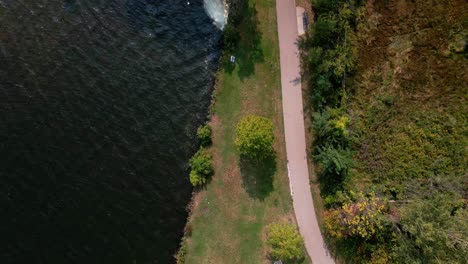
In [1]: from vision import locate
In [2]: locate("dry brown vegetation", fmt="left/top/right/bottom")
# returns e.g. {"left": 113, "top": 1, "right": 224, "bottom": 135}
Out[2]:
{"left": 303, "top": 0, "right": 467, "bottom": 262}
{"left": 349, "top": 0, "right": 467, "bottom": 197}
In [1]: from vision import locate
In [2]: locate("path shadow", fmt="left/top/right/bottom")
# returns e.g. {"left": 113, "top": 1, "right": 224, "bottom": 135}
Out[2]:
{"left": 239, "top": 155, "right": 276, "bottom": 200}
{"left": 222, "top": 0, "right": 264, "bottom": 79}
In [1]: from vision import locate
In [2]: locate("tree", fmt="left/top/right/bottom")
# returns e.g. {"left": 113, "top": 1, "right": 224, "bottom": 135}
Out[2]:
{"left": 189, "top": 149, "right": 213, "bottom": 187}
{"left": 235, "top": 115, "right": 274, "bottom": 160}
{"left": 197, "top": 124, "right": 212, "bottom": 147}
{"left": 394, "top": 193, "right": 468, "bottom": 263}
{"left": 266, "top": 223, "right": 305, "bottom": 263}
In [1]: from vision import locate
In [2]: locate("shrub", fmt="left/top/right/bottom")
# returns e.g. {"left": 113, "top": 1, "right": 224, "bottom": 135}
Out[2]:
{"left": 314, "top": 145, "right": 353, "bottom": 194}
{"left": 223, "top": 23, "right": 240, "bottom": 52}
{"left": 189, "top": 170, "right": 207, "bottom": 187}
{"left": 312, "top": 108, "right": 351, "bottom": 148}
{"left": 309, "top": 47, "right": 324, "bottom": 68}
{"left": 312, "top": 15, "right": 339, "bottom": 48}
{"left": 235, "top": 115, "right": 274, "bottom": 160}
{"left": 326, "top": 44, "right": 357, "bottom": 80}
{"left": 197, "top": 124, "right": 212, "bottom": 147}
{"left": 331, "top": 115, "right": 350, "bottom": 138}
{"left": 324, "top": 192, "right": 386, "bottom": 240}
{"left": 312, "top": 0, "right": 341, "bottom": 15}
{"left": 315, "top": 145, "right": 353, "bottom": 176}
{"left": 189, "top": 149, "right": 213, "bottom": 187}
{"left": 175, "top": 239, "right": 188, "bottom": 264}
{"left": 266, "top": 223, "right": 305, "bottom": 262}
{"left": 223, "top": 0, "right": 247, "bottom": 52}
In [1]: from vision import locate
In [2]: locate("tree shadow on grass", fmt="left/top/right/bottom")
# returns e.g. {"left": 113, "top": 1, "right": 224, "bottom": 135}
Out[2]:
{"left": 239, "top": 155, "right": 276, "bottom": 200}
{"left": 222, "top": 1, "right": 264, "bottom": 79}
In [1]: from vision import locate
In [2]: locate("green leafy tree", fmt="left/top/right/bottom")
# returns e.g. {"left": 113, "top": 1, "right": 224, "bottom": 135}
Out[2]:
{"left": 394, "top": 194, "right": 468, "bottom": 263}
{"left": 197, "top": 124, "right": 212, "bottom": 147}
{"left": 189, "top": 149, "right": 213, "bottom": 187}
{"left": 266, "top": 223, "right": 305, "bottom": 263}
{"left": 235, "top": 115, "right": 274, "bottom": 160}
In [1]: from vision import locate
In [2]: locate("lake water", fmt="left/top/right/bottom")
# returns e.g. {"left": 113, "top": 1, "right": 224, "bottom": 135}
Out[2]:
{"left": 0, "top": 0, "right": 223, "bottom": 263}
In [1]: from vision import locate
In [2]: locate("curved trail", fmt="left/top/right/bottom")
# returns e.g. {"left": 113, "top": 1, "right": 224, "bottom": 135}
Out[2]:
{"left": 275, "top": 1, "right": 334, "bottom": 263}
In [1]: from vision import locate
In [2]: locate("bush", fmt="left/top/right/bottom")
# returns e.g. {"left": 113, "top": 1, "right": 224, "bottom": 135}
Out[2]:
{"left": 189, "top": 149, "right": 213, "bottom": 187}
{"left": 266, "top": 223, "right": 305, "bottom": 263}
{"left": 314, "top": 144, "right": 353, "bottom": 194}
{"left": 235, "top": 115, "right": 274, "bottom": 160}
{"left": 189, "top": 170, "right": 207, "bottom": 187}
{"left": 223, "top": 0, "right": 247, "bottom": 52}
{"left": 312, "top": 0, "right": 341, "bottom": 15}
{"left": 309, "top": 47, "right": 324, "bottom": 68}
{"left": 327, "top": 44, "right": 357, "bottom": 80}
{"left": 324, "top": 192, "right": 386, "bottom": 240}
{"left": 315, "top": 145, "right": 353, "bottom": 175}
{"left": 223, "top": 23, "right": 240, "bottom": 52}
{"left": 312, "top": 15, "right": 339, "bottom": 48}
{"left": 312, "top": 108, "right": 351, "bottom": 149}
{"left": 306, "top": 1, "right": 358, "bottom": 111}
{"left": 175, "top": 239, "right": 188, "bottom": 264}
{"left": 197, "top": 124, "right": 212, "bottom": 147}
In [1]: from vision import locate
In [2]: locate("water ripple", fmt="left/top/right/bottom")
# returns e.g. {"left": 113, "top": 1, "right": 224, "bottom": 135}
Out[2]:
{"left": 0, "top": 0, "right": 221, "bottom": 263}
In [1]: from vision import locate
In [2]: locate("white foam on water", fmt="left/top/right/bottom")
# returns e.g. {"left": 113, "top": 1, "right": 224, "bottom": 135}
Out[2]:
{"left": 203, "top": 0, "right": 227, "bottom": 30}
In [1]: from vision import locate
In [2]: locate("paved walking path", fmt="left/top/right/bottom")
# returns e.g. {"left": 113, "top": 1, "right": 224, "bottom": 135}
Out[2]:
{"left": 275, "top": 1, "right": 334, "bottom": 263}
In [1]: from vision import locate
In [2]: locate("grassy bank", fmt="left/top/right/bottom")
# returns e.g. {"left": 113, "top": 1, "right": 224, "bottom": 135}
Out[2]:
{"left": 181, "top": 0, "right": 308, "bottom": 263}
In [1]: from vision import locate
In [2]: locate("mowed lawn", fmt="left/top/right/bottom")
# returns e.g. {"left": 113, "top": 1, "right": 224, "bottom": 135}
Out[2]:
{"left": 184, "top": 0, "right": 306, "bottom": 263}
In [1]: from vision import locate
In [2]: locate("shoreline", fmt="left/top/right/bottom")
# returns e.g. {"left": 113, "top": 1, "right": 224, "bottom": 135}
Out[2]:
{"left": 175, "top": 1, "right": 230, "bottom": 260}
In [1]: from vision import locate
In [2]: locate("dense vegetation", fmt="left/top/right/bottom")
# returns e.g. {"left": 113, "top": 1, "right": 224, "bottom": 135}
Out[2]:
{"left": 303, "top": 0, "right": 467, "bottom": 263}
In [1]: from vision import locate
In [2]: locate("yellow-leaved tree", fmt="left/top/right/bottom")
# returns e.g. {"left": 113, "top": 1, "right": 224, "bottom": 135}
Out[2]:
{"left": 324, "top": 192, "right": 386, "bottom": 239}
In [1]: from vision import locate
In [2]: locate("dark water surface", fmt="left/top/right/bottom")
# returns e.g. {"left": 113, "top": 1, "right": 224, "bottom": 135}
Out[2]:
{"left": 0, "top": 0, "right": 221, "bottom": 263}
